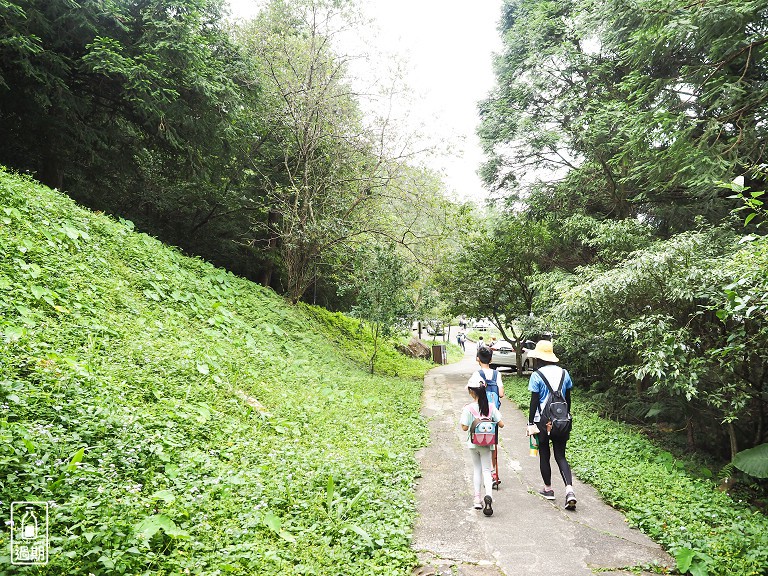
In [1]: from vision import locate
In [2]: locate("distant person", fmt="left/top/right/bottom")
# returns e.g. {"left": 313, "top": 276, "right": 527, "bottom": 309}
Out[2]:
{"left": 525, "top": 340, "right": 577, "bottom": 510}
{"left": 476, "top": 335, "right": 485, "bottom": 351}
{"left": 460, "top": 374, "right": 504, "bottom": 516}
{"left": 472, "top": 346, "right": 504, "bottom": 487}
{"left": 457, "top": 332, "right": 466, "bottom": 351}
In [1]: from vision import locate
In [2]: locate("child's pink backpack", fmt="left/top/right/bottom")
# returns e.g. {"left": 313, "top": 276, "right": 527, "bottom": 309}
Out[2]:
{"left": 468, "top": 406, "right": 497, "bottom": 446}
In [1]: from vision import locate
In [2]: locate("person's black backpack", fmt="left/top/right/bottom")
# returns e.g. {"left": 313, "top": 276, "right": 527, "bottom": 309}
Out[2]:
{"left": 536, "top": 369, "right": 572, "bottom": 437}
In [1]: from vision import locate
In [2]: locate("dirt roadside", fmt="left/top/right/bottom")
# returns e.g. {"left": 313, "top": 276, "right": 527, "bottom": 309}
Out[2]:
{"left": 411, "top": 347, "right": 674, "bottom": 576}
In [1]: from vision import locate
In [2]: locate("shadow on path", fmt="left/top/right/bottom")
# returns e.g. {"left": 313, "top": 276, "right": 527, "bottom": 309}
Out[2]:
{"left": 411, "top": 348, "right": 673, "bottom": 576}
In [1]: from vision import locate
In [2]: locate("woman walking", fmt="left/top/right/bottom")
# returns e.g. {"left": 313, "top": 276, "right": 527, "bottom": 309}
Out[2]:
{"left": 525, "top": 340, "right": 577, "bottom": 510}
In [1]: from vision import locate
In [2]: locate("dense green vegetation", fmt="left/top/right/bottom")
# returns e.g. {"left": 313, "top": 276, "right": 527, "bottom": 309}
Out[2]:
{"left": 439, "top": 0, "right": 768, "bottom": 475}
{"left": 2, "top": 0, "right": 767, "bottom": 574}
{"left": 504, "top": 376, "right": 768, "bottom": 576}
{"left": 0, "top": 0, "right": 462, "bottom": 305}
{"left": 0, "top": 170, "right": 429, "bottom": 574}
{"left": 430, "top": 4, "right": 768, "bottom": 572}
{"left": 300, "top": 304, "right": 437, "bottom": 380}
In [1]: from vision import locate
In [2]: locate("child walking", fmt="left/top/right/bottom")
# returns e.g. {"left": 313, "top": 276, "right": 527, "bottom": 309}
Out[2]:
{"left": 460, "top": 378, "right": 504, "bottom": 516}
{"left": 471, "top": 346, "right": 504, "bottom": 487}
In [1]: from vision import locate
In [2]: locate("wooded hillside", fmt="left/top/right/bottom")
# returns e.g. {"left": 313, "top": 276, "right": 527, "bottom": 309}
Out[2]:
{"left": 0, "top": 0, "right": 458, "bottom": 306}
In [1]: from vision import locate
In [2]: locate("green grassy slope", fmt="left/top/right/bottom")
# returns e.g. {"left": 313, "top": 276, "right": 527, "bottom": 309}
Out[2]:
{"left": 0, "top": 170, "right": 429, "bottom": 575}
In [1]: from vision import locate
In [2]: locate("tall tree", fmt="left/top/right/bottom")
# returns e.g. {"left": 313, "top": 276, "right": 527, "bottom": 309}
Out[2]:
{"left": 436, "top": 212, "right": 551, "bottom": 370}
{"left": 343, "top": 243, "right": 412, "bottom": 373}
{"left": 0, "top": 0, "right": 271, "bottom": 278}
{"left": 0, "top": 0, "right": 239, "bottom": 190}
{"left": 236, "top": 0, "right": 438, "bottom": 302}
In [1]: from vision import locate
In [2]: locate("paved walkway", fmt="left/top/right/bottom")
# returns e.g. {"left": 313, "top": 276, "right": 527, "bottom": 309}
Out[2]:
{"left": 411, "top": 347, "right": 674, "bottom": 576}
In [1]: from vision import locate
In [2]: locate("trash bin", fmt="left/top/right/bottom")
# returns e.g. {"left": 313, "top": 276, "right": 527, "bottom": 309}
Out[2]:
{"left": 431, "top": 344, "right": 447, "bottom": 365}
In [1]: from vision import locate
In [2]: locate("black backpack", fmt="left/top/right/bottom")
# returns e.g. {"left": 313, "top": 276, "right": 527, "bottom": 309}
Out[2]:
{"left": 536, "top": 369, "right": 572, "bottom": 437}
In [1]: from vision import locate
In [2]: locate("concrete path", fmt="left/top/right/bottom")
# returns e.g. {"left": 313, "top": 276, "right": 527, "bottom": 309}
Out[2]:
{"left": 411, "top": 348, "right": 674, "bottom": 576}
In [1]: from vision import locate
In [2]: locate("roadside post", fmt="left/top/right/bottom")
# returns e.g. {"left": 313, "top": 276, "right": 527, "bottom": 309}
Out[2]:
{"left": 431, "top": 344, "right": 446, "bottom": 365}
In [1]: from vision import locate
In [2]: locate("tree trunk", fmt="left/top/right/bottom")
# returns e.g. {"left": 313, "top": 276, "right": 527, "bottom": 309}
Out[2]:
{"left": 686, "top": 417, "right": 696, "bottom": 451}
{"left": 513, "top": 336, "right": 524, "bottom": 373}
{"left": 635, "top": 371, "right": 646, "bottom": 395}
{"left": 40, "top": 148, "right": 64, "bottom": 191}
{"left": 755, "top": 368, "right": 766, "bottom": 445}
{"left": 369, "top": 324, "right": 379, "bottom": 374}
{"left": 727, "top": 421, "right": 738, "bottom": 460}
{"left": 257, "top": 208, "right": 280, "bottom": 288}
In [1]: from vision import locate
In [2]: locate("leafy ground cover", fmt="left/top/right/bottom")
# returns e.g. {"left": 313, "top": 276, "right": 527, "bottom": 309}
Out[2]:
{"left": 299, "top": 305, "right": 442, "bottom": 379}
{"left": 505, "top": 376, "right": 768, "bottom": 576}
{"left": 0, "top": 170, "right": 430, "bottom": 575}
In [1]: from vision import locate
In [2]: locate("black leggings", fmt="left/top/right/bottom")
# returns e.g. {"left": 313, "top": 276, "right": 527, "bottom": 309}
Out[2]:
{"left": 537, "top": 428, "right": 572, "bottom": 486}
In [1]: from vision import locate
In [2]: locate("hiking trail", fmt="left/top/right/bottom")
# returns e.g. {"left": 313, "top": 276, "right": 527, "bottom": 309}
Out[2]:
{"left": 412, "top": 347, "right": 674, "bottom": 576}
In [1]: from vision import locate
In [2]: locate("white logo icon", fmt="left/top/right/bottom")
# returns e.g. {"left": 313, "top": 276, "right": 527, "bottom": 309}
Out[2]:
{"left": 10, "top": 501, "right": 49, "bottom": 565}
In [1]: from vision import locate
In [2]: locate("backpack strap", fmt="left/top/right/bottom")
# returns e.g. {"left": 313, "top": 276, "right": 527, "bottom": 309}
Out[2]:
{"left": 534, "top": 369, "right": 553, "bottom": 395}
{"left": 476, "top": 369, "right": 488, "bottom": 386}
{"left": 487, "top": 370, "right": 498, "bottom": 387}
{"left": 535, "top": 368, "right": 565, "bottom": 395}
{"left": 467, "top": 405, "right": 480, "bottom": 436}
{"left": 478, "top": 369, "right": 498, "bottom": 388}
{"left": 467, "top": 404, "right": 491, "bottom": 420}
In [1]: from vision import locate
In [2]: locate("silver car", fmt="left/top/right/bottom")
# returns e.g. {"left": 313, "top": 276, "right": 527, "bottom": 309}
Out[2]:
{"left": 489, "top": 340, "right": 535, "bottom": 372}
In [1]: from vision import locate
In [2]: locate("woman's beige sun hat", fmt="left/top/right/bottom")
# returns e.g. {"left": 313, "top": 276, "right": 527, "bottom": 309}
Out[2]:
{"left": 528, "top": 340, "right": 558, "bottom": 363}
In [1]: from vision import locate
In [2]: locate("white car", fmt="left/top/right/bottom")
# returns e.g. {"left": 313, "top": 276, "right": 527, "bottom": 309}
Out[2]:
{"left": 425, "top": 321, "right": 445, "bottom": 336}
{"left": 472, "top": 318, "right": 493, "bottom": 331}
{"left": 489, "top": 340, "right": 535, "bottom": 372}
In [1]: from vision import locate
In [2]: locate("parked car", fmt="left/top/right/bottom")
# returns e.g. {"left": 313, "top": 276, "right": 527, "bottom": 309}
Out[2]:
{"left": 489, "top": 340, "right": 536, "bottom": 371}
{"left": 472, "top": 318, "right": 492, "bottom": 331}
{"left": 425, "top": 320, "right": 445, "bottom": 336}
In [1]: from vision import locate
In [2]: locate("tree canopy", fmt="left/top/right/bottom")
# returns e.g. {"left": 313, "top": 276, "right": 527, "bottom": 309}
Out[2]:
{"left": 0, "top": 0, "right": 455, "bottom": 307}
{"left": 479, "top": 0, "right": 768, "bottom": 233}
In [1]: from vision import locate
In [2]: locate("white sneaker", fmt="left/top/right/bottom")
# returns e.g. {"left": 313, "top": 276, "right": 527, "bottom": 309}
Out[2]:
{"left": 473, "top": 496, "right": 483, "bottom": 509}
{"left": 565, "top": 490, "right": 577, "bottom": 510}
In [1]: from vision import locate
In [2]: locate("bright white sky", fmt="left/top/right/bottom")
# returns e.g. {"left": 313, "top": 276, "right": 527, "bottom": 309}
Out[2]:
{"left": 227, "top": 0, "right": 504, "bottom": 203}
